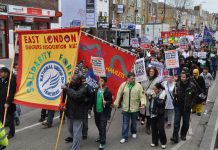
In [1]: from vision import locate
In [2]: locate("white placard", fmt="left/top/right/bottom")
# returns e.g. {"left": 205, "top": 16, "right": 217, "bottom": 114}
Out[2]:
{"left": 134, "top": 58, "right": 147, "bottom": 82}
{"left": 198, "top": 52, "right": 207, "bottom": 59}
{"left": 164, "top": 50, "right": 179, "bottom": 69}
{"left": 91, "top": 56, "right": 106, "bottom": 77}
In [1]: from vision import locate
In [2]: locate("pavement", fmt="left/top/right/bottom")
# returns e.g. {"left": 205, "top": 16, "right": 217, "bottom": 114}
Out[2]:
{"left": 6, "top": 104, "right": 203, "bottom": 150}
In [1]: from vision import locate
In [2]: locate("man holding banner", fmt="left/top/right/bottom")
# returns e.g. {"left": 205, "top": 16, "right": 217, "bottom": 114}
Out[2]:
{"left": 0, "top": 67, "right": 17, "bottom": 139}
{"left": 62, "top": 74, "right": 91, "bottom": 150}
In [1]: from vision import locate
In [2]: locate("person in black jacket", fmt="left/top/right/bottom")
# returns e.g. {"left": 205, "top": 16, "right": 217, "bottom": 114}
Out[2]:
{"left": 170, "top": 72, "right": 197, "bottom": 143}
{"left": 61, "top": 74, "right": 91, "bottom": 150}
{"left": 91, "top": 77, "right": 112, "bottom": 150}
{"left": 191, "top": 69, "right": 206, "bottom": 116}
{"left": 150, "top": 83, "right": 167, "bottom": 149}
{"left": 0, "top": 67, "right": 17, "bottom": 139}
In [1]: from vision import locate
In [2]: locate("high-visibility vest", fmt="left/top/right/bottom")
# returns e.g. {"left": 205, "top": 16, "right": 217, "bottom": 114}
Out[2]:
{"left": 0, "top": 122, "right": 8, "bottom": 147}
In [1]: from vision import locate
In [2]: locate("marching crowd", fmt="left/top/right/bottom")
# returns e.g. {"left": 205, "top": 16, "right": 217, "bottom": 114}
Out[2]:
{"left": 0, "top": 40, "right": 217, "bottom": 150}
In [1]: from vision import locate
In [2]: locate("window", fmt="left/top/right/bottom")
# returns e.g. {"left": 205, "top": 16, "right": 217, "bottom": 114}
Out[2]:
{"left": 0, "top": 21, "right": 6, "bottom": 58}
{"left": 123, "top": 0, "right": 126, "bottom": 4}
{"left": 104, "top": 12, "right": 107, "bottom": 16}
{"left": 99, "top": 11, "right": 103, "bottom": 16}
{"left": 104, "top": 0, "right": 107, "bottom": 2}
{"left": 149, "top": 3, "right": 152, "bottom": 14}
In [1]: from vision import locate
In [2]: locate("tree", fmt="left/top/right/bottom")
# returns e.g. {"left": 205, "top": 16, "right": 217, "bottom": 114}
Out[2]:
{"left": 167, "top": 0, "right": 193, "bottom": 29}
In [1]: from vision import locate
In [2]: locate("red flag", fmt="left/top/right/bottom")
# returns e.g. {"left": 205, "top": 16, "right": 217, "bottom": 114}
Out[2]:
{"left": 78, "top": 33, "right": 136, "bottom": 102}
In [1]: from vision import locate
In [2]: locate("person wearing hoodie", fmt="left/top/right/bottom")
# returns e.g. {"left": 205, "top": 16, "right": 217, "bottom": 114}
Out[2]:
{"left": 191, "top": 69, "right": 206, "bottom": 116}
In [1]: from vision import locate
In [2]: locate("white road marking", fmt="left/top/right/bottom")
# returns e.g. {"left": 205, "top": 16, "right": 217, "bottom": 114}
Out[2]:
{"left": 188, "top": 125, "right": 193, "bottom": 135}
{"left": 15, "top": 116, "right": 60, "bottom": 133}
{"left": 171, "top": 136, "right": 191, "bottom": 150}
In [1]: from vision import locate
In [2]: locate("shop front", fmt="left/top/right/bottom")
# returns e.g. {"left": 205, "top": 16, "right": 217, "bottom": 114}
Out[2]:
{"left": 0, "top": 4, "right": 56, "bottom": 59}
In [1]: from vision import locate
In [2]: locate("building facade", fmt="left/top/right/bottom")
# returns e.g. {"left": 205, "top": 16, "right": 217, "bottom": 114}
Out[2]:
{"left": 0, "top": 0, "right": 58, "bottom": 59}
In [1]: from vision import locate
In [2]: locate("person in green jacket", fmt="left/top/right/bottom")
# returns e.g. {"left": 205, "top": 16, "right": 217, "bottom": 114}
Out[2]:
{"left": 114, "top": 72, "right": 146, "bottom": 144}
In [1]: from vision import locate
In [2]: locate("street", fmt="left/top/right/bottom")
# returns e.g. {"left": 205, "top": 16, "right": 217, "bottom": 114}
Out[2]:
{"left": 6, "top": 106, "right": 202, "bottom": 150}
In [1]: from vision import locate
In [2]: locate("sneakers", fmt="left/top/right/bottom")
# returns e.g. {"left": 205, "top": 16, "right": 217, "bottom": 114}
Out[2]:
{"left": 38, "top": 118, "right": 45, "bottom": 122}
{"left": 120, "top": 138, "right": 127, "bottom": 144}
{"left": 150, "top": 143, "right": 157, "bottom": 147}
{"left": 197, "top": 113, "right": 201, "bottom": 116}
{"left": 15, "top": 119, "right": 20, "bottom": 126}
{"left": 99, "top": 144, "right": 105, "bottom": 149}
{"left": 170, "top": 137, "right": 178, "bottom": 143}
{"left": 65, "top": 137, "right": 73, "bottom": 143}
{"left": 41, "top": 121, "right": 52, "bottom": 128}
{"left": 95, "top": 137, "right": 100, "bottom": 142}
{"left": 88, "top": 114, "right": 91, "bottom": 119}
{"left": 132, "top": 134, "right": 137, "bottom": 139}
{"left": 161, "top": 145, "right": 166, "bottom": 149}
{"left": 7, "top": 134, "right": 14, "bottom": 139}
{"left": 181, "top": 136, "right": 186, "bottom": 141}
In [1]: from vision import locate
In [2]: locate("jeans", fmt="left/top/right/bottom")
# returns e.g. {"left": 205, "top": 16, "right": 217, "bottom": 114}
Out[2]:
{"left": 82, "top": 115, "right": 88, "bottom": 137}
{"left": 122, "top": 111, "right": 138, "bottom": 140}
{"left": 47, "top": 110, "right": 55, "bottom": 126}
{"left": 94, "top": 112, "right": 108, "bottom": 144}
{"left": 172, "top": 106, "right": 191, "bottom": 140}
{"left": 165, "top": 109, "right": 174, "bottom": 125}
{"left": 151, "top": 115, "right": 167, "bottom": 145}
{"left": 14, "top": 105, "right": 21, "bottom": 120}
{"left": 68, "top": 118, "right": 83, "bottom": 150}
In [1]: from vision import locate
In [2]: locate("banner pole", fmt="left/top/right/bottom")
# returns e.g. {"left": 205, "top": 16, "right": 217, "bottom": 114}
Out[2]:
{"left": 3, "top": 33, "right": 18, "bottom": 127}
{"left": 54, "top": 29, "right": 82, "bottom": 150}
{"left": 107, "top": 108, "right": 117, "bottom": 132}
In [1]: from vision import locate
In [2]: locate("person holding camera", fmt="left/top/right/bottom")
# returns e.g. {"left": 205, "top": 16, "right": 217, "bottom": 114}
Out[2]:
{"left": 149, "top": 83, "right": 167, "bottom": 149}
{"left": 114, "top": 72, "right": 146, "bottom": 144}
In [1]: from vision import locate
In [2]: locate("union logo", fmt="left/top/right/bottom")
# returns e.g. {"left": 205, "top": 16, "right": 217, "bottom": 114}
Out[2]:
{"left": 37, "top": 61, "right": 66, "bottom": 100}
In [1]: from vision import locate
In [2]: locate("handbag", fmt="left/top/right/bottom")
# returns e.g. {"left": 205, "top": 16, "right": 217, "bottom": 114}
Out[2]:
{"left": 118, "top": 82, "right": 127, "bottom": 108}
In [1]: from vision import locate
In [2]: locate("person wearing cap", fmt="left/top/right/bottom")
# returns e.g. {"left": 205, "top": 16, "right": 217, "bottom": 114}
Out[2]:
{"left": 191, "top": 69, "right": 206, "bottom": 116}
{"left": 91, "top": 77, "right": 112, "bottom": 150}
{"left": 0, "top": 67, "right": 16, "bottom": 139}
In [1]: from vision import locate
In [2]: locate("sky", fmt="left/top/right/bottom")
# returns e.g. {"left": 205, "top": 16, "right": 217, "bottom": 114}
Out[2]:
{"left": 159, "top": 0, "right": 218, "bottom": 13}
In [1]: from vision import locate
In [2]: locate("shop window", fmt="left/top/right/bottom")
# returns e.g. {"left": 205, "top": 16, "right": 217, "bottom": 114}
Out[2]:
{"left": 0, "top": 21, "right": 6, "bottom": 58}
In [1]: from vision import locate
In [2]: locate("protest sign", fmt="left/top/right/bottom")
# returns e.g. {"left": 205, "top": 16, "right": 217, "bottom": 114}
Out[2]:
{"left": 140, "top": 36, "right": 150, "bottom": 49}
{"left": 134, "top": 58, "right": 147, "bottom": 82}
{"left": 164, "top": 50, "right": 179, "bottom": 69}
{"left": 91, "top": 56, "right": 106, "bottom": 77}
{"left": 131, "top": 38, "right": 139, "bottom": 48}
{"left": 198, "top": 52, "right": 207, "bottom": 59}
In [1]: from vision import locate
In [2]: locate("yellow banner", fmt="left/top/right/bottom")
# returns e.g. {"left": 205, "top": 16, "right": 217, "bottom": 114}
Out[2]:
{"left": 14, "top": 28, "right": 80, "bottom": 110}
